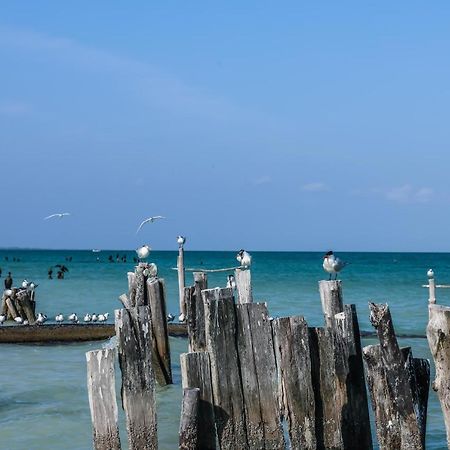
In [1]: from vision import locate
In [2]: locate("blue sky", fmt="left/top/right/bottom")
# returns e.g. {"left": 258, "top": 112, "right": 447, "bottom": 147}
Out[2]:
{"left": 1, "top": 2, "right": 449, "bottom": 251}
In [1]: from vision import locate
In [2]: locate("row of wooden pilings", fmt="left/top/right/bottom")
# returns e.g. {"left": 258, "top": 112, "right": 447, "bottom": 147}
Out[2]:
{"left": 1, "top": 288, "right": 36, "bottom": 323}
{"left": 86, "top": 264, "right": 450, "bottom": 449}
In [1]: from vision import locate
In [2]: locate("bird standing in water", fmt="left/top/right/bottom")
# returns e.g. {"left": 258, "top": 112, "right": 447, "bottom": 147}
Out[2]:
{"left": 322, "top": 251, "right": 347, "bottom": 280}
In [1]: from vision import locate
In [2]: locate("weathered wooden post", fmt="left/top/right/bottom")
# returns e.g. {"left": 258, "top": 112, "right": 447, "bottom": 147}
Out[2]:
{"left": 177, "top": 239, "right": 186, "bottom": 321}
{"left": 134, "top": 264, "right": 147, "bottom": 306}
{"left": 86, "top": 348, "right": 121, "bottom": 450}
{"left": 127, "top": 272, "right": 136, "bottom": 307}
{"left": 115, "top": 306, "right": 158, "bottom": 450}
{"left": 179, "top": 388, "right": 200, "bottom": 450}
{"left": 272, "top": 315, "right": 316, "bottom": 449}
{"left": 146, "top": 278, "right": 172, "bottom": 385}
{"left": 180, "top": 352, "right": 216, "bottom": 449}
{"left": 234, "top": 268, "right": 253, "bottom": 304}
{"left": 364, "top": 303, "right": 428, "bottom": 449}
{"left": 427, "top": 273, "right": 450, "bottom": 447}
{"left": 427, "top": 269, "right": 436, "bottom": 304}
{"left": 185, "top": 272, "right": 208, "bottom": 352}
{"left": 318, "top": 280, "right": 343, "bottom": 328}
{"left": 235, "top": 302, "right": 285, "bottom": 448}
{"left": 16, "top": 290, "right": 36, "bottom": 323}
{"left": 203, "top": 287, "right": 248, "bottom": 449}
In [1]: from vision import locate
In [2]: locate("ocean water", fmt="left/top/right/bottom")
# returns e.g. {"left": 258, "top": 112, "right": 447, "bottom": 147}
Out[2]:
{"left": 0, "top": 249, "right": 448, "bottom": 449}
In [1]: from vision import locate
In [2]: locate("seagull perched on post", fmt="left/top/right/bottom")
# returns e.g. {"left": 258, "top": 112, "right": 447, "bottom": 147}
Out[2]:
{"left": 136, "top": 245, "right": 151, "bottom": 260}
{"left": 177, "top": 235, "right": 186, "bottom": 247}
{"left": 322, "top": 251, "right": 347, "bottom": 280}
{"left": 236, "top": 249, "right": 252, "bottom": 268}
{"left": 136, "top": 216, "right": 165, "bottom": 234}
{"left": 44, "top": 213, "right": 71, "bottom": 220}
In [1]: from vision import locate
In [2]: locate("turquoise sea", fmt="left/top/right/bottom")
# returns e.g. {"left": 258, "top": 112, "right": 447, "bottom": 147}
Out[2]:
{"left": 0, "top": 249, "right": 448, "bottom": 449}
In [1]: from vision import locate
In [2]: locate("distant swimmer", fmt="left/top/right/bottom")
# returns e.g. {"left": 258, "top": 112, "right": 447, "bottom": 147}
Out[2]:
{"left": 322, "top": 251, "right": 347, "bottom": 280}
{"left": 48, "top": 267, "right": 53, "bottom": 279}
{"left": 236, "top": 250, "right": 252, "bottom": 268}
{"left": 4, "top": 272, "right": 12, "bottom": 290}
{"left": 43, "top": 212, "right": 71, "bottom": 220}
{"left": 136, "top": 216, "right": 166, "bottom": 234}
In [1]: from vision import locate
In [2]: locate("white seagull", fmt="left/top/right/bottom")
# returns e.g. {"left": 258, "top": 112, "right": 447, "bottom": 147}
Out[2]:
{"left": 236, "top": 249, "right": 252, "bottom": 268}
{"left": 36, "top": 313, "right": 47, "bottom": 325}
{"left": 68, "top": 313, "right": 78, "bottom": 323}
{"left": 98, "top": 313, "right": 109, "bottom": 322}
{"left": 44, "top": 212, "right": 71, "bottom": 220}
{"left": 83, "top": 313, "right": 92, "bottom": 322}
{"left": 136, "top": 216, "right": 165, "bottom": 234}
{"left": 136, "top": 245, "right": 151, "bottom": 260}
{"left": 227, "top": 275, "right": 236, "bottom": 290}
{"left": 322, "top": 251, "right": 347, "bottom": 280}
{"left": 177, "top": 235, "right": 186, "bottom": 247}
{"left": 0, "top": 314, "right": 6, "bottom": 325}
{"left": 14, "top": 317, "right": 24, "bottom": 324}
{"left": 55, "top": 313, "right": 64, "bottom": 323}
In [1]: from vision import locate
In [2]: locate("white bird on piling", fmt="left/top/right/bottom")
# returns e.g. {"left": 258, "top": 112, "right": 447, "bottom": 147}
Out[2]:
{"left": 23, "top": 320, "right": 29, "bottom": 326}
{"left": 44, "top": 212, "right": 71, "bottom": 220}
{"left": 91, "top": 313, "right": 98, "bottom": 322}
{"left": 84, "top": 313, "right": 92, "bottom": 322}
{"left": 0, "top": 314, "right": 6, "bottom": 325}
{"left": 136, "top": 245, "right": 151, "bottom": 260}
{"left": 98, "top": 313, "right": 109, "bottom": 322}
{"left": 4, "top": 289, "right": 12, "bottom": 297}
{"left": 36, "top": 313, "right": 47, "bottom": 325}
{"left": 227, "top": 275, "right": 236, "bottom": 290}
{"left": 68, "top": 313, "right": 78, "bottom": 323}
{"left": 427, "top": 269, "right": 435, "bottom": 279}
{"left": 14, "top": 317, "right": 23, "bottom": 324}
{"left": 136, "top": 216, "right": 165, "bottom": 234}
{"left": 178, "top": 313, "right": 186, "bottom": 323}
{"left": 55, "top": 313, "right": 64, "bottom": 323}
{"left": 236, "top": 249, "right": 252, "bottom": 268}
{"left": 21, "top": 279, "right": 29, "bottom": 289}
{"left": 167, "top": 313, "right": 175, "bottom": 323}
{"left": 177, "top": 235, "right": 186, "bottom": 247}
{"left": 323, "top": 251, "right": 347, "bottom": 280}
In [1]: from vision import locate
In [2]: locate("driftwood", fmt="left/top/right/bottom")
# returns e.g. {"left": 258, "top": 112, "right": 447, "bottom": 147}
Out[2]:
{"left": 364, "top": 303, "right": 428, "bottom": 449}
{"left": 146, "top": 278, "right": 172, "bottom": 385}
{"left": 427, "top": 303, "right": 450, "bottom": 446}
{"left": 86, "top": 348, "right": 121, "bottom": 450}
{"left": 318, "top": 280, "right": 343, "bottom": 328}
{"left": 235, "top": 302, "right": 284, "bottom": 448}
{"left": 115, "top": 307, "right": 157, "bottom": 450}
{"left": 272, "top": 316, "right": 316, "bottom": 449}
{"left": 180, "top": 352, "right": 216, "bottom": 449}
{"left": 234, "top": 268, "right": 253, "bottom": 304}
{"left": 203, "top": 287, "right": 248, "bottom": 450}
{"left": 179, "top": 388, "right": 200, "bottom": 450}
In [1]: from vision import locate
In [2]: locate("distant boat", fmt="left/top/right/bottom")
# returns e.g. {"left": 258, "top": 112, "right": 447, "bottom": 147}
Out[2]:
{"left": 92, "top": 249, "right": 101, "bottom": 253}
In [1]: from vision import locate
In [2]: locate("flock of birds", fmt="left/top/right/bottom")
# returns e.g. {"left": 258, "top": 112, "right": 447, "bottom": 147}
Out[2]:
{"left": 0, "top": 312, "right": 110, "bottom": 326}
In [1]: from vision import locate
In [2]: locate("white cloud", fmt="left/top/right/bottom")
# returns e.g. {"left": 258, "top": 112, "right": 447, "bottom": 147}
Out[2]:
{"left": 384, "top": 184, "right": 433, "bottom": 204}
{"left": 302, "top": 182, "right": 328, "bottom": 192}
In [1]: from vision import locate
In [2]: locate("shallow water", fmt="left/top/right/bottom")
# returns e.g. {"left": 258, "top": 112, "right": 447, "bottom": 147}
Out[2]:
{"left": 0, "top": 250, "right": 448, "bottom": 449}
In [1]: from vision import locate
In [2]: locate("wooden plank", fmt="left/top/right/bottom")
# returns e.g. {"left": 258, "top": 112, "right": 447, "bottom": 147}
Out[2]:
{"left": 234, "top": 268, "right": 253, "bottom": 304}
{"left": 236, "top": 303, "right": 284, "bottom": 448}
{"left": 203, "top": 287, "right": 248, "bottom": 450}
{"left": 368, "top": 302, "right": 425, "bottom": 449}
{"left": 115, "top": 306, "right": 157, "bottom": 450}
{"left": 318, "top": 280, "right": 343, "bottom": 328}
{"left": 272, "top": 316, "right": 316, "bottom": 450}
{"left": 86, "top": 348, "right": 121, "bottom": 450}
{"left": 179, "top": 388, "right": 200, "bottom": 450}
{"left": 427, "top": 303, "right": 450, "bottom": 446}
{"left": 180, "top": 352, "right": 216, "bottom": 449}
{"left": 146, "top": 278, "right": 172, "bottom": 385}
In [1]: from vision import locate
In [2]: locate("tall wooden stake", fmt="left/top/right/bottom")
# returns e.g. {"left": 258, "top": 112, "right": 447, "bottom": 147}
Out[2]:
{"left": 179, "top": 388, "right": 200, "bottom": 450}
{"left": 234, "top": 268, "right": 253, "bottom": 304}
{"left": 318, "top": 280, "right": 343, "bottom": 328}
{"left": 178, "top": 244, "right": 186, "bottom": 320}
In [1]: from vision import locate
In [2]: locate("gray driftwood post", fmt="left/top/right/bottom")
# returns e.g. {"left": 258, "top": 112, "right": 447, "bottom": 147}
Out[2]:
{"left": 234, "top": 268, "right": 253, "bottom": 304}
{"left": 177, "top": 243, "right": 186, "bottom": 320}
{"left": 5, "top": 296, "right": 19, "bottom": 319}
{"left": 235, "top": 302, "right": 284, "bottom": 448}
{"left": 127, "top": 272, "right": 136, "bottom": 307}
{"left": 203, "top": 287, "right": 248, "bottom": 450}
{"left": 118, "top": 293, "right": 132, "bottom": 310}
{"left": 318, "top": 280, "right": 343, "bottom": 327}
{"left": 16, "top": 290, "right": 36, "bottom": 323}
{"left": 115, "top": 306, "right": 158, "bottom": 450}
{"left": 179, "top": 388, "right": 200, "bottom": 450}
{"left": 427, "top": 302, "right": 450, "bottom": 446}
{"left": 146, "top": 278, "right": 172, "bottom": 385}
{"left": 364, "top": 302, "right": 428, "bottom": 449}
{"left": 86, "top": 348, "right": 121, "bottom": 450}
{"left": 186, "top": 272, "right": 208, "bottom": 352}
{"left": 180, "top": 352, "right": 216, "bottom": 449}
{"left": 272, "top": 316, "right": 316, "bottom": 449}
{"left": 134, "top": 264, "right": 147, "bottom": 306}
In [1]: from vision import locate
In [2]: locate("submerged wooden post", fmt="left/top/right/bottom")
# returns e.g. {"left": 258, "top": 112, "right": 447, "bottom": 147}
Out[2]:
{"left": 234, "top": 268, "right": 253, "bottom": 304}
{"left": 115, "top": 306, "right": 158, "bottom": 450}
{"left": 427, "top": 302, "right": 450, "bottom": 446}
{"left": 272, "top": 316, "right": 316, "bottom": 449}
{"left": 318, "top": 280, "right": 343, "bottom": 328}
{"left": 203, "top": 287, "right": 248, "bottom": 450}
{"left": 365, "top": 302, "right": 427, "bottom": 449}
{"left": 86, "top": 348, "right": 121, "bottom": 450}
{"left": 177, "top": 243, "right": 186, "bottom": 321}
{"left": 179, "top": 388, "right": 200, "bottom": 450}
{"left": 235, "top": 302, "right": 284, "bottom": 448}
{"left": 180, "top": 352, "right": 216, "bottom": 449}
{"left": 146, "top": 278, "right": 172, "bottom": 385}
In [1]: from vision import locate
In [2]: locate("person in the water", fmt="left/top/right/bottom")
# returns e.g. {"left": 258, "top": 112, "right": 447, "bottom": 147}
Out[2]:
{"left": 48, "top": 267, "right": 53, "bottom": 279}
{"left": 4, "top": 272, "right": 12, "bottom": 289}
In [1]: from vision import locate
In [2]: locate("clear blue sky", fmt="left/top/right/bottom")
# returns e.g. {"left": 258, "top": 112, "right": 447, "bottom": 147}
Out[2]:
{"left": 1, "top": 2, "right": 449, "bottom": 251}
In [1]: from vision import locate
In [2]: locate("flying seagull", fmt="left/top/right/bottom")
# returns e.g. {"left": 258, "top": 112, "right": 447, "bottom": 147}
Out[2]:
{"left": 322, "top": 251, "right": 347, "bottom": 280}
{"left": 44, "top": 212, "right": 71, "bottom": 220}
{"left": 136, "top": 216, "right": 166, "bottom": 234}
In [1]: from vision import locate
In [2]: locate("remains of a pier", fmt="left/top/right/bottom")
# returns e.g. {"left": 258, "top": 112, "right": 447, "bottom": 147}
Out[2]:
{"left": 1, "top": 287, "right": 36, "bottom": 323}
